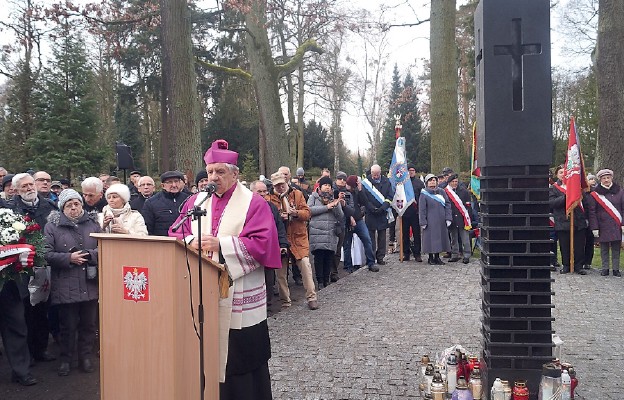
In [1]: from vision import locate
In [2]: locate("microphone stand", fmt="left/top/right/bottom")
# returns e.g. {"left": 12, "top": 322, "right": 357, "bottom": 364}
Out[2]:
{"left": 171, "top": 190, "right": 213, "bottom": 400}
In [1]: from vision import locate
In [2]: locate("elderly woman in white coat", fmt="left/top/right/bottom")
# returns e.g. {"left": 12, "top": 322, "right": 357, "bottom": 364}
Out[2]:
{"left": 419, "top": 174, "right": 452, "bottom": 265}
{"left": 307, "top": 176, "right": 344, "bottom": 289}
{"left": 98, "top": 184, "right": 147, "bottom": 235}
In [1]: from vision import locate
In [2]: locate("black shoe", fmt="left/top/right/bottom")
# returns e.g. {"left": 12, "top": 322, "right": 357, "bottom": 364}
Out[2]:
{"left": 462, "top": 258, "right": 469, "bottom": 264}
{"left": 576, "top": 270, "right": 587, "bottom": 275}
{"left": 330, "top": 275, "right": 339, "bottom": 283}
{"left": 601, "top": 270, "right": 609, "bottom": 276}
{"left": 560, "top": 268, "right": 570, "bottom": 274}
{"left": 428, "top": 259, "right": 435, "bottom": 265}
{"left": 34, "top": 351, "right": 56, "bottom": 362}
{"left": 11, "top": 372, "right": 37, "bottom": 386}
{"left": 403, "top": 256, "right": 410, "bottom": 261}
{"left": 377, "top": 260, "right": 386, "bottom": 265}
{"left": 81, "top": 359, "right": 94, "bottom": 373}
{"left": 415, "top": 256, "right": 423, "bottom": 262}
{"left": 368, "top": 265, "right": 380, "bottom": 272}
{"left": 583, "top": 265, "right": 592, "bottom": 270}
{"left": 449, "top": 257, "right": 461, "bottom": 263}
{"left": 58, "top": 362, "right": 71, "bottom": 376}
{"left": 443, "top": 252, "right": 452, "bottom": 259}
{"left": 614, "top": 270, "right": 621, "bottom": 277}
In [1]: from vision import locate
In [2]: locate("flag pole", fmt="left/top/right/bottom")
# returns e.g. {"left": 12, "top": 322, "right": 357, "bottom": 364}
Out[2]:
{"left": 399, "top": 216, "right": 404, "bottom": 262}
{"left": 569, "top": 216, "right": 574, "bottom": 273}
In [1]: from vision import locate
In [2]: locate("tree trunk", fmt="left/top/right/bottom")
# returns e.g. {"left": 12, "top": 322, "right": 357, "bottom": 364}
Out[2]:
{"left": 296, "top": 65, "right": 305, "bottom": 169}
{"left": 596, "top": 0, "right": 624, "bottom": 180}
{"left": 429, "top": 0, "right": 460, "bottom": 174}
{"left": 160, "top": 0, "right": 202, "bottom": 175}
{"left": 243, "top": 0, "right": 290, "bottom": 174}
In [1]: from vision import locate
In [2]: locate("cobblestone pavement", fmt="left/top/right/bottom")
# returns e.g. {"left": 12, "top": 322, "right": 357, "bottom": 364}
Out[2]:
{"left": 269, "top": 252, "right": 622, "bottom": 399}
{"left": 1, "top": 252, "right": 620, "bottom": 399}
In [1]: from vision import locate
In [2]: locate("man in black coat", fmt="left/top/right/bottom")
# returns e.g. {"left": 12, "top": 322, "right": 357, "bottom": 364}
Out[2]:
{"left": 9, "top": 173, "right": 58, "bottom": 365}
{"left": 141, "top": 171, "right": 190, "bottom": 236}
{"left": 363, "top": 164, "right": 394, "bottom": 265}
{"left": 250, "top": 180, "right": 289, "bottom": 309}
{"left": 402, "top": 165, "right": 425, "bottom": 262}
{"left": 130, "top": 176, "right": 156, "bottom": 212}
{"left": 444, "top": 174, "right": 473, "bottom": 264}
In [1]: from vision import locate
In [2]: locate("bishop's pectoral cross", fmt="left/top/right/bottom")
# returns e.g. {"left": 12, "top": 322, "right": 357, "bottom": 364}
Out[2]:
{"left": 494, "top": 18, "right": 542, "bottom": 112}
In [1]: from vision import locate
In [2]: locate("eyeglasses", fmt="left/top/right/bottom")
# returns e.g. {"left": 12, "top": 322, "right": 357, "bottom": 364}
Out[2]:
{"left": 162, "top": 179, "right": 182, "bottom": 184}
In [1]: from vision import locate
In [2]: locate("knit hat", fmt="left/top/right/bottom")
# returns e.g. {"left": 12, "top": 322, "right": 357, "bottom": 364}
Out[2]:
{"left": 195, "top": 170, "right": 208, "bottom": 186}
{"left": 296, "top": 167, "right": 305, "bottom": 176}
{"left": 346, "top": 175, "right": 358, "bottom": 188}
{"left": 105, "top": 184, "right": 131, "bottom": 203}
{"left": 58, "top": 189, "right": 83, "bottom": 210}
{"left": 204, "top": 139, "right": 238, "bottom": 165}
{"left": 424, "top": 173, "right": 437, "bottom": 183}
{"left": 318, "top": 176, "right": 333, "bottom": 187}
{"left": 270, "top": 172, "right": 286, "bottom": 185}
{"left": 336, "top": 171, "right": 347, "bottom": 180}
{"left": 587, "top": 173, "right": 596, "bottom": 181}
{"left": 596, "top": 169, "right": 613, "bottom": 179}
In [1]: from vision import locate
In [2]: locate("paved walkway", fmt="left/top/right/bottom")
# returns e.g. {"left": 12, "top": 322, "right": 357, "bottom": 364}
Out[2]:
{"left": 269, "top": 252, "right": 623, "bottom": 399}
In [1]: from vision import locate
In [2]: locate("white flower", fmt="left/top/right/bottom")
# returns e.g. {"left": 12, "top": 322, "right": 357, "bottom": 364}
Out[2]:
{"left": 12, "top": 221, "right": 26, "bottom": 232}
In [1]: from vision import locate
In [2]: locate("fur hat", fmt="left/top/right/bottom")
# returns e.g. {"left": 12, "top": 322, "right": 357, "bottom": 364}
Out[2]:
{"left": 318, "top": 176, "right": 333, "bottom": 187}
{"left": 596, "top": 169, "right": 614, "bottom": 179}
{"left": 105, "top": 184, "right": 131, "bottom": 203}
{"left": 424, "top": 173, "right": 437, "bottom": 183}
{"left": 58, "top": 189, "right": 83, "bottom": 210}
{"left": 346, "top": 175, "right": 358, "bottom": 188}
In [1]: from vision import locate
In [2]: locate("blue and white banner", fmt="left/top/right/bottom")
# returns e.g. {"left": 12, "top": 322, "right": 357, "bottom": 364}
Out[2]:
{"left": 389, "top": 137, "right": 415, "bottom": 217}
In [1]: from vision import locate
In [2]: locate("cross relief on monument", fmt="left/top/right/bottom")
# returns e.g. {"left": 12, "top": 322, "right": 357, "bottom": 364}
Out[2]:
{"left": 493, "top": 18, "right": 542, "bottom": 112}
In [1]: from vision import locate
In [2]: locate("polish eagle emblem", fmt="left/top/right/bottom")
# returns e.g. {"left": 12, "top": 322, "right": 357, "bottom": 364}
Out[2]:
{"left": 123, "top": 267, "right": 149, "bottom": 302}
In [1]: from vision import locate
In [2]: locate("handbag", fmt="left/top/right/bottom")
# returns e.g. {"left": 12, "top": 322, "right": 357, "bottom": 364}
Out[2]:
{"left": 28, "top": 265, "right": 51, "bottom": 306}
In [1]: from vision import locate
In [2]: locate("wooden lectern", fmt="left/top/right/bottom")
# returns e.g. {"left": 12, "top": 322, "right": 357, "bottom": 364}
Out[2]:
{"left": 92, "top": 233, "right": 220, "bottom": 399}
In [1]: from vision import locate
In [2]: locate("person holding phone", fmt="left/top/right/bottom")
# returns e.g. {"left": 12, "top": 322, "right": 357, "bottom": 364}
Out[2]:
{"left": 99, "top": 184, "right": 147, "bottom": 236}
{"left": 43, "top": 189, "right": 101, "bottom": 377}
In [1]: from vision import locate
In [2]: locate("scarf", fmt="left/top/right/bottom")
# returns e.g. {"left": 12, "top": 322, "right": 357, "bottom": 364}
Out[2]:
{"left": 67, "top": 210, "right": 85, "bottom": 224}
{"left": 318, "top": 190, "right": 334, "bottom": 205}
{"left": 104, "top": 202, "right": 131, "bottom": 217}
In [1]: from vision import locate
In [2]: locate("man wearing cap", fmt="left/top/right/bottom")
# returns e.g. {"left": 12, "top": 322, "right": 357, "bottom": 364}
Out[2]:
{"left": 141, "top": 171, "right": 189, "bottom": 236}
{"left": 8, "top": 173, "right": 58, "bottom": 365}
{"left": 130, "top": 176, "right": 156, "bottom": 212}
{"left": 277, "top": 166, "right": 305, "bottom": 285}
{"left": 50, "top": 181, "right": 63, "bottom": 198}
{"left": 343, "top": 175, "right": 377, "bottom": 272}
{"left": 128, "top": 170, "right": 141, "bottom": 198}
{"left": 402, "top": 165, "right": 425, "bottom": 262}
{"left": 268, "top": 171, "right": 319, "bottom": 309}
{"left": 294, "top": 167, "right": 312, "bottom": 198}
{"left": 169, "top": 139, "right": 280, "bottom": 400}
{"left": 588, "top": 169, "right": 624, "bottom": 277}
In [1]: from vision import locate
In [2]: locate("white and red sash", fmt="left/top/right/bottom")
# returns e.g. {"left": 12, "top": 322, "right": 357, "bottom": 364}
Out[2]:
{"left": 444, "top": 187, "right": 472, "bottom": 230}
{"left": 553, "top": 183, "right": 584, "bottom": 212}
{"left": 0, "top": 244, "right": 35, "bottom": 272}
{"left": 590, "top": 192, "right": 622, "bottom": 226}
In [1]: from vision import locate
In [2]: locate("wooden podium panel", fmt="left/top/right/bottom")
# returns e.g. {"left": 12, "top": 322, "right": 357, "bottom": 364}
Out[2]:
{"left": 93, "top": 234, "right": 219, "bottom": 400}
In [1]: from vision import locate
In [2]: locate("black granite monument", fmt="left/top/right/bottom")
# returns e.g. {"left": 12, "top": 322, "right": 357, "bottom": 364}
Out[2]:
{"left": 475, "top": 0, "right": 553, "bottom": 397}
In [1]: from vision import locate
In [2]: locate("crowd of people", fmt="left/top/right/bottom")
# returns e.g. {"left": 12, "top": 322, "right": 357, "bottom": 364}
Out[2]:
{"left": 0, "top": 152, "right": 621, "bottom": 399}
{"left": 549, "top": 166, "right": 624, "bottom": 276}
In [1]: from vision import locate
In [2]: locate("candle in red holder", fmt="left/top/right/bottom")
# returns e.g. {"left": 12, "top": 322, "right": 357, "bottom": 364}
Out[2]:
{"left": 512, "top": 380, "right": 529, "bottom": 399}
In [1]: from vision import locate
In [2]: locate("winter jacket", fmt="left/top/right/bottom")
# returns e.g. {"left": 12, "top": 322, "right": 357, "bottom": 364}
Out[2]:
{"left": 588, "top": 183, "right": 624, "bottom": 242}
{"left": 83, "top": 196, "right": 108, "bottom": 213}
{"left": 268, "top": 201, "right": 289, "bottom": 249}
{"left": 403, "top": 176, "right": 425, "bottom": 218}
{"left": 419, "top": 187, "right": 452, "bottom": 253}
{"left": 307, "top": 191, "right": 344, "bottom": 253}
{"left": 141, "top": 190, "right": 190, "bottom": 236}
{"left": 445, "top": 185, "right": 473, "bottom": 229}
{"left": 44, "top": 210, "right": 101, "bottom": 305}
{"left": 8, "top": 194, "right": 57, "bottom": 230}
{"left": 268, "top": 187, "right": 310, "bottom": 260}
{"left": 363, "top": 175, "right": 394, "bottom": 230}
{"left": 98, "top": 203, "right": 148, "bottom": 236}
{"left": 549, "top": 182, "right": 588, "bottom": 231}
{"left": 130, "top": 194, "right": 151, "bottom": 212}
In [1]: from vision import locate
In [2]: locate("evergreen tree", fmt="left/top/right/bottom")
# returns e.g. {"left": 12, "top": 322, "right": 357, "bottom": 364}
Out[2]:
{"left": 379, "top": 64, "right": 403, "bottom": 171}
{"left": 27, "top": 28, "right": 105, "bottom": 177}
{"left": 399, "top": 72, "right": 428, "bottom": 172}
{"left": 303, "top": 120, "right": 332, "bottom": 170}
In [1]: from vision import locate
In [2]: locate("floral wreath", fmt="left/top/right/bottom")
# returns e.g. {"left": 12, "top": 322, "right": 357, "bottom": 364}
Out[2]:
{"left": 0, "top": 208, "right": 45, "bottom": 291}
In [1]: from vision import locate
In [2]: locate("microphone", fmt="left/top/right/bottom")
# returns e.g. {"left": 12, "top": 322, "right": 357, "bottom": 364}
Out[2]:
{"left": 203, "top": 183, "right": 217, "bottom": 196}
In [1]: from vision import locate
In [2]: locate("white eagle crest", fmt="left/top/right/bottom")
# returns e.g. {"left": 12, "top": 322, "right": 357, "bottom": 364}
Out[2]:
{"left": 124, "top": 269, "right": 148, "bottom": 301}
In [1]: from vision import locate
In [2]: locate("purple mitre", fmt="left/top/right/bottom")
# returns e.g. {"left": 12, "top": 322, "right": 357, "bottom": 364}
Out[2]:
{"left": 204, "top": 139, "right": 238, "bottom": 165}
